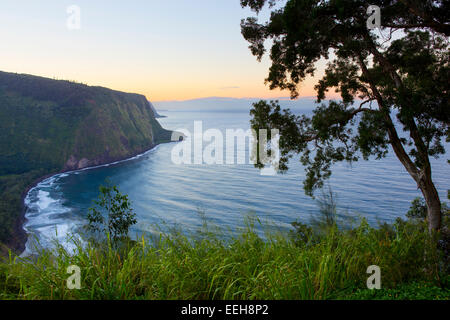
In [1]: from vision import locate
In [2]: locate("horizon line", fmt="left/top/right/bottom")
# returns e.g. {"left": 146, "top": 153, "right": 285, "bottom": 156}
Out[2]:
{"left": 151, "top": 95, "right": 319, "bottom": 103}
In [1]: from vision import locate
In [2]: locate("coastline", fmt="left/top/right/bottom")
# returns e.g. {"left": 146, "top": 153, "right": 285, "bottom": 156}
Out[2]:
{"left": 11, "top": 140, "right": 172, "bottom": 256}
{"left": 2, "top": 172, "right": 57, "bottom": 256}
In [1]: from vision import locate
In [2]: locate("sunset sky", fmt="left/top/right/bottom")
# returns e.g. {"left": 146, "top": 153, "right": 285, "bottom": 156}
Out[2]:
{"left": 0, "top": 0, "right": 325, "bottom": 101}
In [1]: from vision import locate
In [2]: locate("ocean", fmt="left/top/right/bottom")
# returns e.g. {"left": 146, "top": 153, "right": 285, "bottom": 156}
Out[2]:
{"left": 22, "top": 107, "right": 450, "bottom": 254}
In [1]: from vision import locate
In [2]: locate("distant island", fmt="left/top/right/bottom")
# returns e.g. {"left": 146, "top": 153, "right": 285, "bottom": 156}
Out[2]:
{"left": 0, "top": 71, "right": 173, "bottom": 254}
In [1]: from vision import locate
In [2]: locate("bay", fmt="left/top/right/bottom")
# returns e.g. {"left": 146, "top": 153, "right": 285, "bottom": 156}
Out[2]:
{"left": 22, "top": 108, "right": 450, "bottom": 253}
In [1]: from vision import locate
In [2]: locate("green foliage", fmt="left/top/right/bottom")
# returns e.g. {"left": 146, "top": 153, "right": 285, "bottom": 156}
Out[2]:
{"left": 343, "top": 280, "right": 450, "bottom": 300}
{"left": 1, "top": 191, "right": 448, "bottom": 300}
{"left": 311, "top": 188, "right": 339, "bottom": 229}
{"left": 407, "top": 197, "right": 428, "bottom": 220}
{"left": 0, "top": 216, "right": 447, "bottom": 300}
{"left": 289, "top": 221, "right": 314, "bottom": 247}
{"left": 290, "top": 188, "right": 363, "bottom": 250}
{"left": 407, "top": 197, "right": 449, "bottom": 224}
{"left": 86, "top": 183, "right": 137, "bottom": 244}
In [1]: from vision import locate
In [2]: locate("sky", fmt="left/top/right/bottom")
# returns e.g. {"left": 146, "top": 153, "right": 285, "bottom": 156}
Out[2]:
{"left": 0, "top": 0, "right": 324, "bottom": 101}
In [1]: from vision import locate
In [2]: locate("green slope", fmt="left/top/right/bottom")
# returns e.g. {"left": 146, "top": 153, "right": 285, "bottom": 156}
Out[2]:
{"left": 0, "top": 71, "right": 172, "bottom": 252}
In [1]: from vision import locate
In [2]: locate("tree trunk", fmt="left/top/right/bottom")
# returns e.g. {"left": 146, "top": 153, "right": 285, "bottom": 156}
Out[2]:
{"left": 356, "top": 53, "right": 442, "bottom": 233}
{"left": 420, "top": 175, "right": 442, "bottom": 232}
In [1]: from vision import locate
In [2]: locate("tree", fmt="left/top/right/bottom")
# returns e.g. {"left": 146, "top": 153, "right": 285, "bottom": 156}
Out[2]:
{"left": 86, "top": 183, "right": 137, "bottom": 243}
{"left": 241, "top": 0, "right": 449, "bottom": 232}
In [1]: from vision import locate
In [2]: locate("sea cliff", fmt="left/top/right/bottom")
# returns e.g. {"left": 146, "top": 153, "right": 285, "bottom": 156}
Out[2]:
{"left": 0, "top": 71, "right": 173, "bottom": 253}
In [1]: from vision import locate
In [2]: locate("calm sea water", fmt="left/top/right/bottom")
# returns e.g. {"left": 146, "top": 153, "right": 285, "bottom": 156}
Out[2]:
{"left": 22, "top": 108, "right": 449, "bottom": 254}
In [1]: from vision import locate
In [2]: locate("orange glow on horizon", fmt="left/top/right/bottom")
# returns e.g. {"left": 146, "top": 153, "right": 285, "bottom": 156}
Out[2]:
{"left": 83, "top": 73, "right": 325, "bottom": 102}
{"left": 0, "top": 1, "right": 340, "bottom": 104}
{"left": 0, "top": 64, "right": 339, "bottom": 103}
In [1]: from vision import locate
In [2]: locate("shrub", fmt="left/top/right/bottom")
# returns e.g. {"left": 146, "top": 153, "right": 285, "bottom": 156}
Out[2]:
{"left": 86, "top": 183, "right": 137, "bottom": 245}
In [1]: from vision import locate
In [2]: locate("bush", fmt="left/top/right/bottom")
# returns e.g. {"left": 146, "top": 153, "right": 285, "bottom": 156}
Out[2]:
{"left": 345, "top": 280, "right": 450, "bottom": 300}
{"left": 86, "top": 183, "right": 137, "bottom": 245}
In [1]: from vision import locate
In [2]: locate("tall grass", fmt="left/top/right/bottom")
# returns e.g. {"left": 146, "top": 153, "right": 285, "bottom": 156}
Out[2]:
{"left": 0, "top": 217, "right": 447, "bottom": 300}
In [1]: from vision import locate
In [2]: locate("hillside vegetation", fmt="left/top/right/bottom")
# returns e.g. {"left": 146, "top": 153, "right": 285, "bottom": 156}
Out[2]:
{"left": 0, "top": 216, "right": 448, "bottom": 300}
{"left": 0, "top": 71, "right": 172, "bottom": 251}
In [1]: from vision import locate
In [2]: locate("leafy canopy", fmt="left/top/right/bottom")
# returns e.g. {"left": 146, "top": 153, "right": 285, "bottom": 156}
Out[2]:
{"left": 86, "top": 183, "right": 137, "bottom": 243}
{"left": 242, "top": 0, "right": 449, "bottom": 196}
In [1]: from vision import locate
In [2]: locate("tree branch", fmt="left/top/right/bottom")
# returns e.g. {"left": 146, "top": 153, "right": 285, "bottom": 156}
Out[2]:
{"left": 363, "top": 33, "right": 431, "bottom": 174}
{"left": 356, "top": 54, "right": 420, "bottom": 183}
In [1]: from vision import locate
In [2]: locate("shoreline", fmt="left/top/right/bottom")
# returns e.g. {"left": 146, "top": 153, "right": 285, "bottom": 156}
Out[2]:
{"left": 12, "top": 141, "right": 171, "bottom": 256}
{"left": 3, "top": 172, "right": 58, "bottom": 255}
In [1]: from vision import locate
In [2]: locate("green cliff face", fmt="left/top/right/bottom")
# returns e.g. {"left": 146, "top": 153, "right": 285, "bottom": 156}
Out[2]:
{"left": 0, "top": 71, "right": 172, "bottom": 251}
{"left": 0, "top": 71, "right": 172, "bottom": 173}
